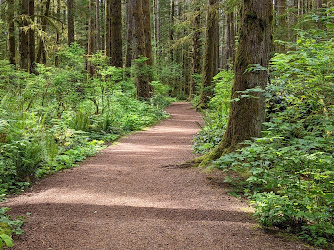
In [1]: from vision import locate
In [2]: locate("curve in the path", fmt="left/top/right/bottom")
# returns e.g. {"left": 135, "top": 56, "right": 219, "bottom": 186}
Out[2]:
{"left": 3, "top": 102, "right": 310, "bottom": 250}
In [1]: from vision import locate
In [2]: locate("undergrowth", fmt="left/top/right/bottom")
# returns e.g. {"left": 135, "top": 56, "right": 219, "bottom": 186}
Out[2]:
{"left": 193, "top": 9, "right": 334, "bottom": 248}
{"left": 0, "top": 44, "right": 172, "bottom": 247}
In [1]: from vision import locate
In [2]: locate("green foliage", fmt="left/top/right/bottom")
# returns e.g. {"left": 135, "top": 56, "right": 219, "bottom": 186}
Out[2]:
{"left": 193, "top": 70, "right": 233, "bottom": 154}
{"left": 0, "top": 44, "right": 170, "bottom": 198}
{"left": 0, "top": 207, "right": 24, "bottom": 249}
{"left": 194, "top": 9, "right": 334, "bottom": 248}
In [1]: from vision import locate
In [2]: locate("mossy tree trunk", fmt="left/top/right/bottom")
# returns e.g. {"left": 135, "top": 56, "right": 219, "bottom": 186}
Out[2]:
{"left": 37, "top": 0, "right": 51, "bottom": 64}
{"left": 200, "top": 0, "right": 273, "bottom": 164}
{"left": 199, "top": 0, "right": 218, "bottom": 109}
{"left": 19, "top": 0, "right": 29, "bottom": 70}
{"left": 132, "top": 0, "right": 151, "bottom": 99}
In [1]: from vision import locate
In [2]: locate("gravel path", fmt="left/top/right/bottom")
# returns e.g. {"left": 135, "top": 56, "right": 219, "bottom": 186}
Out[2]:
{"left": 3, "top": 102, "right": 311, "bottom": 249}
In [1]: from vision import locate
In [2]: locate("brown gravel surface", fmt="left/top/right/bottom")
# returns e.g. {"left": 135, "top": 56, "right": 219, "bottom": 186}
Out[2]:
{"left": 2, "top": 102, "right": 312, "bottom": 250}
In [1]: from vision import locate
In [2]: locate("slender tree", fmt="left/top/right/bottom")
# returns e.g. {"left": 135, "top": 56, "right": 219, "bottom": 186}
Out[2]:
{"left": 19, "top": 0, "right": 29, "bottom": 70}
{"left": 37, "top": 0, "right": 51, "bottom": 64}
{"left": 28, "top": 0, "right": 35, "bottom": 73}
{"left": 200, "top": 0, "right": 273, "bottom": 164}
{"left": 88, "top": 0, "right": 96, "bottom": 74}
{"left": 199, "top": 0, "right": 219, "bottom": 109}
{"left": 189, "top": 0, "right": 202, "bottom": 99}
{"left": 96, "top": 0, "right": 101, "bottom": 51}
{"left": 105, "top": 0, "right": 111, "bottom": 58}
{"left": 8, "top": 0, "right": 16, "bottom": 65}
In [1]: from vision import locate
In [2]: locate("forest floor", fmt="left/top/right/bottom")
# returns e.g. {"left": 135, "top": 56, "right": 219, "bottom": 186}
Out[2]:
{"left": 2, "top": 102, "right": 313, "bottom": 249}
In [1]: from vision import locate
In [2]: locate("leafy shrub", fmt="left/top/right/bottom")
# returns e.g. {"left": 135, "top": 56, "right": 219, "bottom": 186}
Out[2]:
{"left": 194, "top": 9, "right": 334, "bottom": 248}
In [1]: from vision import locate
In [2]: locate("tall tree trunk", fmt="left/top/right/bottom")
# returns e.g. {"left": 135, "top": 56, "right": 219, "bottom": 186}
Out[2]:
{"left": 189, "top": 2, "right": 202, "bottom": 99}
{"left": 125, "top": 0, "right": 133, "bottom": 67}
{"left": 221, "top": 14, "right": 227, "bottom": 69}
{"left": 67, "top": 0, "right": 75, "bottom": 45}
{"left": 132, "top": 0, "right": 150, "bottom": 99}
{"left": 28, "top": 0, "right": 35, "bottom": 73}
{"left": 8, "top": 0, "right": 16, "bottom": 66}
{"left": 96, "top": 0, "right": 101, "bottom": 50}
{"left": 204, "top": 0, "right": 273, "bottom": 162}
{"left": 88, "top": 0, "right": 96, "bottom": 74}
{"left": 105, "top": 0, "right": 111, "bottom": 59}
{"left": 55, "top": 0, "right": 60, "bottom": 66}
{"left": 170, "top": 0, "right": 175, "bottom": 62}
{"left": 226, "top": 11, "right": 235, "bottom": 69}
{"left": 110, "top": 0, "right": 123, "bottom": 67}
{"left": 213, "top": 2, "right": 219, "bottom": 75}
{"left": 142, "top": 0, "right": 153, "bottom": 66}
{"left": 156, "top": 0, "right": 161, "bottom": 59}
{"left": 19, "top": 0, "right": 29, "bottom": 70}
{"left": 199, "top": 0, "right": 218, "bottom": 109}
{"left": 37, "top": 0, "right": 51, "bottom": 64}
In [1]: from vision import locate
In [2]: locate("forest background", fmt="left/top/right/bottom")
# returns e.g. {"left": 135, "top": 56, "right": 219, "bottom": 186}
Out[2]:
{"left": 0, "top": 0, "right": 333, "bottom": 248}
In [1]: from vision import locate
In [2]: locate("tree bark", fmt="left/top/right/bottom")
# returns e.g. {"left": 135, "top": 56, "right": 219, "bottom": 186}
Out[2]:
{"left": 96, "top": 0, "right": 101, "bottom": 50}
{"left": 125, "top": 0, "right": 133, "bottom": 67}
{"left": 28, "top": 0, "right": 35, "bottom": 73}
{"left": 110, "top": 0, "right": 123, "bottom": 67}
{"left": 105, "top": 0, "right": 111, "bottom": 59}
{"left": 142, "top": 0, "right": 153, "bottom": 66}
{"left": 189, "top": 0, "right": 201, "bottom": 99}
{"left": 19, "top": 0, "right": 29, "bottom": 70}
{"left": 88, "top": 0, "right": 96, "bottom": 74}
{"left": 132, "top": 0, "right": 150, "bottom": 99}
{"left": 55, "top": 0, "right": 60, "bottom": 66}
{"left": 37, "top": 0, "right": 51, "bottom": 64}
{"left": 67, "top": 0, "right": 75, "bottom": 45}
{"left": 8, "top": 0, "right": 16, "bottom": 66}
{"left": 170, "top": 0, "right": 175, "bottom": 62}
{"left": 199, "top": 0, "right": 273, "bottom": 166}
{"left": 226, "top": 11, "right": 235, "bottom": 69}
{"left": 199, "top": 0, "right": 218, "bottom": 109}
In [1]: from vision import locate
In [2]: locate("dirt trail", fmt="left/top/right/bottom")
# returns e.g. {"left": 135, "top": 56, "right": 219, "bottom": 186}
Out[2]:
{"left": 3, "top": 102, "right": 310, "bottom": 249}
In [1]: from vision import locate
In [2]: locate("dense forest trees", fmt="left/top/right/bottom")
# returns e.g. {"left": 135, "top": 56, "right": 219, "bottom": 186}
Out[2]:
{"left": 0, "top": 0, "right": 333, "bottom": 248}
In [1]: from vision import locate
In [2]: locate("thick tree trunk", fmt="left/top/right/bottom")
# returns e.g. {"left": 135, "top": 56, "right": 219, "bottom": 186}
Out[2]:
{"left": 37, "top": 0, "right": 51, "bottom": 64}
{"left": 125, "top": 0, "right": 133, "bottom": 67}
{"left": 199, "top": 0, "right": 218, "bottom": 109}
{"left": 110, "top": 0, "right": 123, "bottom": 67}
{"left": 67, "top": 0, "right": 75, "bottom": 45}
{"left": 142, "top": 0, "right": 153, "bottom": 66}
{"left": 203, "top": 0, "right": 273, "bottom": 162}
{"left": 132, "top": 0, "right": 150, "bottom": 99}
{"left": 8, "top": 0, "right": 16, "bottom": 66}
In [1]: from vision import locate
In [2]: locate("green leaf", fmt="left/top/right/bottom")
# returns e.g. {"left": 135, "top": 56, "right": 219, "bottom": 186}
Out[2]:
{"left": 0, "top": 234, "right": 13, "bottom": 247}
